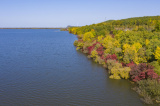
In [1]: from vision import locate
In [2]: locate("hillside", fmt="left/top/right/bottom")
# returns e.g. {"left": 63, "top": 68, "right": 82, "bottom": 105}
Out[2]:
{"left": 69, "top": 16, "right": 160, "bottom": 36}
{"left": 69, "top": 16, "right": 160, "bottom": 104}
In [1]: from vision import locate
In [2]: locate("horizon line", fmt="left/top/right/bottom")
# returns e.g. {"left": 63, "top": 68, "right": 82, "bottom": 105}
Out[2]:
{"left": 0, "top": 27, "right": 65, "bottom": 29}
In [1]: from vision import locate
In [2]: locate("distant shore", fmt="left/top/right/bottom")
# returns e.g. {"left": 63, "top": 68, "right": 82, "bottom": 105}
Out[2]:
{"left": 0, "top": 28, "right": 63, "bottom": 29}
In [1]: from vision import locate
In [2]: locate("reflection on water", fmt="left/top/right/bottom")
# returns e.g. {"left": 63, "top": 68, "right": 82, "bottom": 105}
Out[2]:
{"left": 0, "top": 29, "right": 146, "bottom": 105}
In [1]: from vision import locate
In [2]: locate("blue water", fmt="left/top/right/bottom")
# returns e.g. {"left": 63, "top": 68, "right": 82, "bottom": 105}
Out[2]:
{"left": 0, "top": 29, "right": 146, "bottom": 105}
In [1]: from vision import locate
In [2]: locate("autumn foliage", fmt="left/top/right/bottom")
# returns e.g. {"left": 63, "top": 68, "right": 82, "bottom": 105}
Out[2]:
{"left": 70, "top": 16, "right": 160, "bottom": 104}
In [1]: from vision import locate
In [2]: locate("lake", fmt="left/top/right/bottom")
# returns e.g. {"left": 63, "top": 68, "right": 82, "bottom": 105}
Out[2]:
{"left": 0, "top": 29, "right": 146, "bottom": 105}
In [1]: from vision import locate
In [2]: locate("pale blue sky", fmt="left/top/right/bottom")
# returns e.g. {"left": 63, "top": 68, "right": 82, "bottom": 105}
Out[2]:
{"left": 0, "top": 0, "right": 160, "bottom": 27}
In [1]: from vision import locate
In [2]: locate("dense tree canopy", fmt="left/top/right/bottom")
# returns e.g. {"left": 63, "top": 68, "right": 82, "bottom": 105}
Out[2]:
{"left": 69, "top": 16, "right": 160, "bottom": 104}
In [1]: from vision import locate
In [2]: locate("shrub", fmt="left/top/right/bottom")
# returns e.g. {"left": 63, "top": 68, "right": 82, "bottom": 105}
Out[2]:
{"left": 83, "top": 31, "right": 94, "bottom": 41}
{"left": 119, "top": 67, "right": 131, "bottom": 79}
{"left": 104, "top": 54, "right": 117, "bottom": 63}
{"left": 86, "top": 41, "right": 99, "bottom": 55}
{"left": 106, "top": 59, "right": 117, "bottom": 71}
{"left": 155, "top": 21, "right": 160, "bottom": 32}
{"left": 138, "top": 79, "right": 160, "bottom": 97}
{"left": 133, "top": 79, "right": 160, "bottom": 104}
{"left": 123, "top": 55, "right": 130, "bottom": 64}
{"left": 115, "top": 48, "right": 122, "bottom": 53}
{"left": 109, "top": 62, "right": 131, "bottom": 80}
{"left": 129, "top": 63, "right": 156, "bottom": 82}
{"left": 109, "top": 74, "right": 121, "bottom": 79}
{"left": 140, "top": 95, "right": 153, "bottom": 104}
{"left": 114, "top": 48, "right": 123, "bottom": 60}
{"left": 154, "top": 46, "right": 160, "bottom": 63}
{"left": 109, "top": 62, "right": 122, "bottom": 79}
{"left": 97, "top": 50, "right": 104, "bottom": 56}
{"left": 82, "top": 41, "right": 94, "bottom": 54}
{"left": 95, "top": 56, "right": 105, "bottom": 64}
{"left": 121, "top": 62, "right": 126, "bottom": 67}
{"left": 82, "top": 49, "right": 88, "bottom": 54}
{"left": 94, "top": 43, "right": 101, "bottom": 49}
{"left": 88, "top": 46, "right": 95, "bottom": 55}
{"left": 76, "top": 42, "right": 84, "bottom": 50}
{"left": 121, "top": 61, "right": 135, "bottom": 67}
{"left": 150, "top": 61, "right": 160, "bottom": 75}
{"left": 96, "top": 46, "right": 104, "bottom": 56}
{"left": 126, "top": 61, "right": 135, "bottom": 67}
{"left": 146, "top": 69, "right": 159, "bottom": 79}
{"left": 73, "top": 40, "right": 78, "bottom": 46}
{"left": 90, "top": 50, "right": 98, "bottom": 59}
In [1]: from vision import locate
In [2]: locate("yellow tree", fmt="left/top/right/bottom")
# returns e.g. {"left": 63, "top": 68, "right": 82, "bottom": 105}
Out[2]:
{"left": 102, "top": 35, "right": 113, "bottom": 54}
{"left": 123, "top": 43, "right": 145, "bottom": 64}
{"left": 97, "top": 36, "right": 103, "bottom": 43}
{"left": 154, "top": 46, "right": 160, "bottom": 63}
{"left": 90, "top": 50, "right": 98, "bottom": 59}
{"left": 145, "top": 39, "right": 150, "bottom": 46}
{"left": 132, "top": 43, "right": 142, "bottom": 53}
{"left": 83, "top": 32, "right": 94, "bottom": 42}
{"left": 70, "top": 27, "right": 78, "bottom": 34}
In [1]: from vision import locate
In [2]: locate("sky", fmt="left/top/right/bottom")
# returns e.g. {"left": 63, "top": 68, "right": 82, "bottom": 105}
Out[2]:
{"left": 0, "top": 0, "right": 160, "bottom": 28}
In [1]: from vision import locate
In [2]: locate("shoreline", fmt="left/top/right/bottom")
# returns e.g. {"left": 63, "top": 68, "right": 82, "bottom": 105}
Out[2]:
{"left": 68, "top": 16, "right": 160, "bottom": 105}
{"left": 0, "top": 28, "right": 63, "bottom": 29}
{"left": 72, "top": 32, "right": 160, "bottom": 105}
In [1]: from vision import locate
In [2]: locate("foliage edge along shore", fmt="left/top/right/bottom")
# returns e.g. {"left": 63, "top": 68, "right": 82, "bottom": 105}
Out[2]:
{"left": 68, "top": 16, "right": 160, "bottom": 104}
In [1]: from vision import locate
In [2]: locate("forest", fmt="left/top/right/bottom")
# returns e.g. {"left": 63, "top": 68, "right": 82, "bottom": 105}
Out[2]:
{"left": 69, "top": 16, "right": 160, "bottom": 104}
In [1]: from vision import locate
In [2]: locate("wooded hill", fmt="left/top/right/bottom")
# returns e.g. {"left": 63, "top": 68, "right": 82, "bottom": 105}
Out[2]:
{"left": 69, "top": 16, "right": 160, "bottom": 104}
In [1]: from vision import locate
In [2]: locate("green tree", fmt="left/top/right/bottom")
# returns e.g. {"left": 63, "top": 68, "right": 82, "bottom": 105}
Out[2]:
{"left": 155, "top": 21, "right": 160, "bottom": 31}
